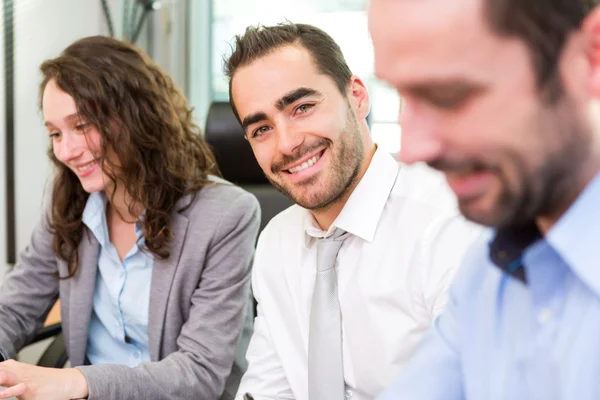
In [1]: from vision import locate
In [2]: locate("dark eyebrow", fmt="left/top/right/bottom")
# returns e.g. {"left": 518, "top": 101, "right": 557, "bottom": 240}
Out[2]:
{"left": 240, "top": 87, "right": 322, "bottom": 135}
{"left": 275, "top": 87, "right": 320, "bottom": 111}
{"left": 241, "top": 112, "right": 269, "bottom": 135}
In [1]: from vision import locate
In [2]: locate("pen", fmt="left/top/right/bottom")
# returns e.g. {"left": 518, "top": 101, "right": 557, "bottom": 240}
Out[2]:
{"left": 243, "top": 394, "right": 254, "bottom": 400}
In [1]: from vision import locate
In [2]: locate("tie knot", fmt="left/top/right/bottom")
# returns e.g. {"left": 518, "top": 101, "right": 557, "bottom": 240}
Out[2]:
{"left": 316, "top": 229, "right": 348, "bottom": 272}
{"left": 328, "top": 228, "right": 348, "bottom": 241}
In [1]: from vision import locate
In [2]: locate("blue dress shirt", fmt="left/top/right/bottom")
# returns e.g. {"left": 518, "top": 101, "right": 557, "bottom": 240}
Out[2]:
{"left": 379, "top": 171, "right": 600, "bottom": 400}
{"left": 82, "top": 192, "right": 153, "bottom": 367}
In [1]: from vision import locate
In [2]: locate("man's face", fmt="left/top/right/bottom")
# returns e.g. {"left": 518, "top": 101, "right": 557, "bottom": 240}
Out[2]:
{"left": 369, "top": 0, "right": 593, "bottom": 228}
{"left": 231, "top": 44, "right": 368, "bottom": 210}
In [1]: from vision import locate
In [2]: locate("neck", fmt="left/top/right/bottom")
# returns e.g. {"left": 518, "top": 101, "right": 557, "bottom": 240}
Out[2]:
{"left": 536, "top": 124, "right": 600, "bottom": 234}
{"left": 105, "top": 183, "right": 141, "bottom": 223}
{"left": 311, "top": 143, "right": 377, "bottom": 231}
{"left": 536, "top": 166, "right": 600, "bottom": 235}
{"left": 536, "top": 106, "right": 600, "bottom": 234}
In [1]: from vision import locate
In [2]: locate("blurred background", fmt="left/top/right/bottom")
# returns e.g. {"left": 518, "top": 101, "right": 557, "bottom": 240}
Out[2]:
{"left": 0, "top": 0, "right": 402, "bottom": 274}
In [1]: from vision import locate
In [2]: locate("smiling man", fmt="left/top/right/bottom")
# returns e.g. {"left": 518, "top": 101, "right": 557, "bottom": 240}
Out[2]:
{"left": 225, "top": 23, "right": 482, "bottom": 400}
{"left": 369, "top": 0, "right": 600, "bottom": 399}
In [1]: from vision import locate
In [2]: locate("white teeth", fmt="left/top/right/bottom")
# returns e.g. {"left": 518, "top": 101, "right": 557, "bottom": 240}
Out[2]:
{"left": 77, "top": 161, "right": 96, "bottom": 172}
{"left": 289, "top": 154, "right": 321, "bottom": 174}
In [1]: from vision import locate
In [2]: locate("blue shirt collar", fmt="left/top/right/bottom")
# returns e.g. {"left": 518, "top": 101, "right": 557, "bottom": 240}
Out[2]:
{"left": 489, "top": 171, "right": 600, "bottom": 289}
{"left": 82, "top": 191, "right": 109, "bottom": 247}
{"left": 82, "top": 191, "right": 145, "bottom": 248}
{"left": 546, "top": 171, "right": 600, "bottom": 297}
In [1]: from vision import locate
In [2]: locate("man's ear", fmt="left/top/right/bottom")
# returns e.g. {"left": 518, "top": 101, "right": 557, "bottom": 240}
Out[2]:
{"left": 583, "top": 5, "right": 600, "bottom": 97}
{"left": 346, "top": 75, "right": 371, "bottom": 121}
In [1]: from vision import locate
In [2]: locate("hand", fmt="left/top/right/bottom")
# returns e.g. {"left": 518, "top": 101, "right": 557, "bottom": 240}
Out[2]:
{"left": 0, "top": 360, "right": 88, "bottom": 400}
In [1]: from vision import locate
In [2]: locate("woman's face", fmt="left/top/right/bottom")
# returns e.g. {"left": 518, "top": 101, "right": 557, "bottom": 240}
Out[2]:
{"left": 43, "top": 79, "right": 109, "bottom": 193}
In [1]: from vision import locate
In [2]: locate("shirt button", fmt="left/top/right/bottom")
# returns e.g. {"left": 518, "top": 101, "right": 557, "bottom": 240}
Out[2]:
{"left": 345, "top": 389, "right": 353, "bottom": 399}
{"left": 537, "top": 308, "right": 554, "bottom": 325}
{"left": 133, "top": 351, "right": 140, "bottom": 358}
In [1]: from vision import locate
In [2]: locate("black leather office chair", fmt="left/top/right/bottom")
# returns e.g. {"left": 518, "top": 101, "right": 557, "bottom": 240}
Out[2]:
{"left": 205, "top": 102, "right": 294, "bottom": 233}
{"left": 26, "top": 323, "right": 67, "bottom": 368}
{"left": 205, "top": 101, "right": 293, "bottom": 400}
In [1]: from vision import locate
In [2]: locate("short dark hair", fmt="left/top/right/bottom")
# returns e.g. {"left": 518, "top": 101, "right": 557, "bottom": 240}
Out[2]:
{"left": 485, "top": 0, "right": 598, "bottom": 100}
{"left": 224, "top": 22, "right": 353, "bottom": 122}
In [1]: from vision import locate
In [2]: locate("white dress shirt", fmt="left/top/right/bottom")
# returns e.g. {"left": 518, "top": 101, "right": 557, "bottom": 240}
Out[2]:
{"left": 237, "top": 148, "right": 483, "bottom": 400}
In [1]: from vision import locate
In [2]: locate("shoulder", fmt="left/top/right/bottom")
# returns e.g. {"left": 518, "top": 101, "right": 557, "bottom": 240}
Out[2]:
{"left": 385, "top": 163, "right": 487, "bottom": 279}
{"left": 183, "top": 175, "right": 260, "bottom": 216}
{"left": 392, "top": 162, "right": 458, "bottom": 214}
{"left": 252, "top": 204, "right": 305, "bottom": 273}
{"left": 179, "top": 176, "right": 261, "bottom": 235}
{"left": 258, "top": 203, "right": 306, "bottom": 242}
{"left": 388, "top": 163, "right": 485, "bottom": 240}
{"left": 377, "top": 163, "right": 462, "bottom": 244}
{"left": 199, "top": 175, "right": 259, "bottom": 206}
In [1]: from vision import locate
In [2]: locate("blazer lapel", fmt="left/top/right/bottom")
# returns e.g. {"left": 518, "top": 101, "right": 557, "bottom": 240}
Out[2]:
{"left": 68, "top": 229, "right": 100, "bottom": 365}
{"left": 148, "top": 203, "right": 190, "bottom": 361}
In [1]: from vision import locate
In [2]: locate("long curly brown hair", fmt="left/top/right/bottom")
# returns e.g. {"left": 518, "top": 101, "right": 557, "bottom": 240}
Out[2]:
{"left": 40, "top": 35, "right": 220, "bottom": 278}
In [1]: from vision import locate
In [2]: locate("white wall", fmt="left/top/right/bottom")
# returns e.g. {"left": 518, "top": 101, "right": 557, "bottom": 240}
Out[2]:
{"left": 189, "top": 0, "right": 212, "bottom": 127}
{"left": 0, "top": 0, "right": 119, "bottom": 272}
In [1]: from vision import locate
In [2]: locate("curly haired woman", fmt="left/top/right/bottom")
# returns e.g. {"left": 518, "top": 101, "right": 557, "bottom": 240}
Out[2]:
{"left": 0, "top": 36, "right": 260, "bottom": 400}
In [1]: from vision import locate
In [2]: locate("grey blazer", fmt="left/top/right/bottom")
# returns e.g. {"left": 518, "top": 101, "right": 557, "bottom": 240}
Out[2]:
{"left": 0, "top": 178, "right": 261, "bottom": 399}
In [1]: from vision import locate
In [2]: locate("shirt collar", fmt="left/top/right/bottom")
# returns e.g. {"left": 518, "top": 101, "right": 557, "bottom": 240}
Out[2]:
{"left": 304, "top": 146, "right": 400, "bottom": 242}
{"left": 489, "top": 171, "right": 600, "bottom": 289}
{"left": 545, "top": 171, "right": 600, "bottom": 297}
{"left": 489, "top": 222, "right": 540, "bottom": 283}
{"left": 82, "top": 191, "right": 109, "bottom": 247}
{"left": 82, "top": 191, "right": 145, "bottom": 247}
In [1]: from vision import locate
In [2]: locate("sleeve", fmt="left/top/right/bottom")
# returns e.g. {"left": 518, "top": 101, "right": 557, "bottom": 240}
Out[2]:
{"left": 419, "top": 213, "right": 483, "bottom": 317}
{"left": 0, "top": 212, "right": 60, "bottom": 358}
{"left": 77, "top": 191, "right": 261, "bottom": 400}
{"left": 235, "top": 231, "right": 295, "bottom": 400}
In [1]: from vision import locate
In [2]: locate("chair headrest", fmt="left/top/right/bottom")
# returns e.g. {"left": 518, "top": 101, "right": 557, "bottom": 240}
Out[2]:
{"left": 204, "top": 102, "right": 268, "bottom": 185}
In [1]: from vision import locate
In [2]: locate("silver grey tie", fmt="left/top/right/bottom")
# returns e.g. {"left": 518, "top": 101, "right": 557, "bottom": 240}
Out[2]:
{"left": 308, "top": 229, "right": 348, "bottom": 400}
